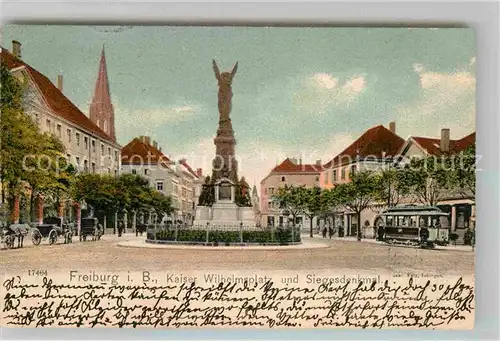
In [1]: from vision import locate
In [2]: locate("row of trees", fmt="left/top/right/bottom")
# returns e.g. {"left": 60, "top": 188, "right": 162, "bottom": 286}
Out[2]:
{"left": 1, "top": 61, "right": 173, "bottom": 224}
{"left": 273, "top": 148, "right": 476, "bottom": 240}
{"left": 73, "top": 173, "right": 173, "bottom": 221}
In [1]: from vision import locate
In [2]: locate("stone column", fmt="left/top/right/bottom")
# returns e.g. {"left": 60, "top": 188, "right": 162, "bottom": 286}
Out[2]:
{"left": 75, "top": 202, "right": 81, "bottom": 235}
{"left": 58, "top": 201, "right": 65, "bottom": 223}
{"left": 451, "top": 205, "right": 457, "bottom": 231}
{"left": 35, "top": 195, "right": 44, "bottom": 225}
{"left": 11, "top": 195, "right": 20, "bottom": 224}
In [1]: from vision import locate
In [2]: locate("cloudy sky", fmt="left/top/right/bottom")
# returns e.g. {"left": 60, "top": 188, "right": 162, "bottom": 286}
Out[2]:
{"left": 2, "top": 25, "right": 475, "bottom": 188}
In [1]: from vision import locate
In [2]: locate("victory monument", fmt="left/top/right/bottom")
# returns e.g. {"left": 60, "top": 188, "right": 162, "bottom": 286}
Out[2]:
{"left": 194, "top": 60, "right": 258, "bottom": 227}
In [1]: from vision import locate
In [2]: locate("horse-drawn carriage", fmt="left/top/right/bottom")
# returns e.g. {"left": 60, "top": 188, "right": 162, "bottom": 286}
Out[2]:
{"left": 80, "top": 217, "right": 103, "bottom": 241}
{"left": 1, "top": 224, "right": 30, "bottom": 249}
{"left": 32, "top": 217, "right": 74, "bottom": 246}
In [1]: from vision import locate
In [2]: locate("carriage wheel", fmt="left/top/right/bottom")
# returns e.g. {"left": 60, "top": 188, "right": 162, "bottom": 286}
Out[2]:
{"left": 32, "top": 229, "right": 42, "bottom": 246}
{"left": 49, "top": 230, "right": 58, "bottom": 245}
{"left": 4, "top": 236, "right": 14, "bottom": 249}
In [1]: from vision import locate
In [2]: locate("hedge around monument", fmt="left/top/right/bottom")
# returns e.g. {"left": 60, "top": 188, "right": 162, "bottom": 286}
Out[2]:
{"left": 148, "top": 227, "right": 301, "bottom": 245}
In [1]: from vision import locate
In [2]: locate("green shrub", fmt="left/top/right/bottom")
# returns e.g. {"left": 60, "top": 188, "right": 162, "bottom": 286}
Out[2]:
{"left": 153, "top": 227, "right": 301, "bottom": 244}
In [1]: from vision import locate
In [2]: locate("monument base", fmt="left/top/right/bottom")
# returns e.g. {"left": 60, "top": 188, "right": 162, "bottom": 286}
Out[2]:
{"left": 194, "top": 203, "right": 258, "bottom": 228}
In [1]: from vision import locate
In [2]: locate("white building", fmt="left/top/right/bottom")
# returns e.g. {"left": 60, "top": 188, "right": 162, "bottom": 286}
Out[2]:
{"left": 121, "top": 136, "right": 202, "bottom": 223}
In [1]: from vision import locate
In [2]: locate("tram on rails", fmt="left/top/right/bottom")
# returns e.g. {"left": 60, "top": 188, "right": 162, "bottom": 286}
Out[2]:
{"left": 374, "top": 205, "right": 450, "bottom": 248}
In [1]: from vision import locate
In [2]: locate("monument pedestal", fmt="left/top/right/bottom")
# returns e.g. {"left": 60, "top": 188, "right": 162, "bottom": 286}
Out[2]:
{"left": 193, "top": 178, "right": 258, "bottom": 228}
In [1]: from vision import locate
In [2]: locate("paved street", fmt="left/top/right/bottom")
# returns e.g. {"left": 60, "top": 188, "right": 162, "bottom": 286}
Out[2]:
{"left": 0, "top": 233, "right": 474, "bottom": 276}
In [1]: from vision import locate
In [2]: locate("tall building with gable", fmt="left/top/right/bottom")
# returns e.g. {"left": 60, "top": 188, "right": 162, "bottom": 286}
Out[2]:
{"left": 1, "top": 41, "right": 121, "bottom": 225}
{"left": 89, "top": 46, "right": 117, "bottom": 142}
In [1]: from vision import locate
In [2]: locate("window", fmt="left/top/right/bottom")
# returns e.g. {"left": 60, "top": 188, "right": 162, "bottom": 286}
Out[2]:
{"left": 267, "top": 201, "right": 273, "bottom": 209}
{"left": 108, "top": 147, "right": 111, "bottom": 155}
{"left": 132, "top": 169, "right": 137, "bottom": 175}
{"left": 83, "top": 160, "right": 88, "bottom": 172}
{"left": 114, "top": 150, "right": 118, "bottom": 162}
{"left": 75, "top": 157, "right": 80, "bottom": 168}
{"left": 67, "top": 129, "right": 71, "bottom": 143}
{"left": 46, "top": 119, "right": 51, "bottom": 130}
{"left": 91, "top": 162, "right": 96, "bottom": 173}
{"left": 84, "top": 136, "right": 88, "bottom": 150}
{"left": 92, "top": 140, "right": 96, "bottom": 153}
{"left": 324, "top": 172, "right": 329, "bottom": 185}
{"left": 268, "top": 187, "right": 274, "bottom": 195}
{"left": 56, "top": 124, "right": 62, "bottom": 137}
{"left": 281, "top": 176, "right": 286, "bottom": 182}
{"left": 351, "top": 165, "right": 357, "bottom": 174}
{"left": 156, "top": 181, "right": 164, "bottom": 192}
{"left": 144, "top": 169, "right": 149, "bottom": 175}
{"left": 67, "top": 154, "right": 71, "bottom": 161}
{"left": 101, "top": 144, "right": 104, "bottom": 155}
{"left": 114, "top": 170, "right": 118, "bottom": 176}
{"left": 315, "top": 176, "right": 319, "bottom": 182}
{"left": 341, "top": 168, "right": 346, "bottom": 180}
{"left": 76, "top": 133, "right": 80, "bottom": 146}
{"left": 332, "top": 170, "right": 337, "bottom": 182}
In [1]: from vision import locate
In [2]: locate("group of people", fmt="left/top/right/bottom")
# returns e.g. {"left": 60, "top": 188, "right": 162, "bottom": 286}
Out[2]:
{"left": 321, "top": 226, "right": 335, "bottom": 239}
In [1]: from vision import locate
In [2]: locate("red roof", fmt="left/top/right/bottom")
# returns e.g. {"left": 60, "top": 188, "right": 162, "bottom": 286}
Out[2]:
{"left": 1, "top": 47, "right": 116, "bottom": 144}
{"left": 271, "top": 158, "right": 322, "bottom": 173}
{"left": 121, "top": 138, "right": 170, "bottom": 166}
{"left": 412, "top": 132, "right": 475, "bottom": 156}
{"left": 324, "top": 125, "right": 405, "bottom": 168}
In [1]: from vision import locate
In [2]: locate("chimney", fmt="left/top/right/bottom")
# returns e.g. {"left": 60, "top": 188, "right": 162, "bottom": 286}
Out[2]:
{"left": 440, "top": 128, "right": 450, "bottom": 153}
{"left": 57, "top": 75, "right": 63, "bottom": 92}
{"left": 159, "top": 147, "right": 162, "bottom": 152}
{"left": 299, "top": 158, "right": 302, "bottom": 165}
{"left": 12, "top": 40, "right": 21, "bottom": 58}
{"left": 153, "top": 141, "right": 158, "bottom": 148}
{"left": 196, "top": 168, "right": 203, "bottom": 177}
{"left": 316, "top": 159, "right": 322, "bottom": 166}
{"left": 389, "top": 121, "right": 396, "bottom": 134}
{"left": 145, "top": 136, "right": 151, "bottom": 145}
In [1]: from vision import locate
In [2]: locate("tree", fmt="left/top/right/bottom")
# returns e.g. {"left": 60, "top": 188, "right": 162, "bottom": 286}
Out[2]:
{"left": 334, "top": 170, "right": 379, "bottom": 241}
{"left": 272, "top": 185, "right": 306, "bottom": 228}
{"left": 198, "top": 176, "right": 215, "bottom": 207}
{"left": 301, "top": 186, "right": 325, "bottom": 238}
{"left": 1, "top": 61, "right": 70, "bottom": 220}
{"left": 399, "top": 156, "right": 450, "bottom": 206}
{"left": 374, "top": 167, "right": 409, "bottom": 207}
{"left": 235, "top": 177, "right": 252, "bottom": 207}
{"left": 448, "top": 144, "right": 475, "bottom": 200}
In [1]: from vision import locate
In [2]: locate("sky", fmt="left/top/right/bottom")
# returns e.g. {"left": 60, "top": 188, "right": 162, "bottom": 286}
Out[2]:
{"left": 2, "top": 25, "right": 475, "bottom": 189}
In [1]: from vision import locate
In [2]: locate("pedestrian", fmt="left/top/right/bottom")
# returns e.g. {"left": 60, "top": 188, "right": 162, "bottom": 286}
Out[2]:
{"left": 118, "top": 219, "right": 125, "bottom": 237}
{"left": 328, "top": 226, "right": 334, "bottom": 239}
{"left": 322, "top": 226, "right": 327, "bottom": 238}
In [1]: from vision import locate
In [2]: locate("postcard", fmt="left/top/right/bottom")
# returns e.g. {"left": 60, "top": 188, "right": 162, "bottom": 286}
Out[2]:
{"left": 0, "top": 25, "right": 475, "bottom": 329}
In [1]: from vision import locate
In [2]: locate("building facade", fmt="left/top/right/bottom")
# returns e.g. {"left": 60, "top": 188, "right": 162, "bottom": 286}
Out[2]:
{"left": 260, "top": 158, "right": 321, "bottom": 228}
{"left": 394, "top": 129, "right": 476, "bottom": 241}
{"left": 2, "top": 41, "right": 120, "bottom": 225}
{"left": 121, "top": 136, "right": 202, "bottom": 223}
{"left": 319, "top": 122, "right": 405, "bottom": 237}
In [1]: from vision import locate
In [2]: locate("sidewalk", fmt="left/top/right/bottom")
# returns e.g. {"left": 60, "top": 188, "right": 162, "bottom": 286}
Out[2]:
{"left": 117, "top": 237, "right": 330, "bottom": 251}
{"left": 306, "top": 234, "right": 474, "bottom": 252}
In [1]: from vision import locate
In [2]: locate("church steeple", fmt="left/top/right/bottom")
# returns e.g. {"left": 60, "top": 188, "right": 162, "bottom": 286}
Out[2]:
{"left": 89, "top": 45, "right": 116, "bottom": 142}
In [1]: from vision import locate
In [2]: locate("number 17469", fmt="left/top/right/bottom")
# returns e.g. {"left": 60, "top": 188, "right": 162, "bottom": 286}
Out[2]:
{"left": 28, "top": 270, "right": 48, "bottom": 276}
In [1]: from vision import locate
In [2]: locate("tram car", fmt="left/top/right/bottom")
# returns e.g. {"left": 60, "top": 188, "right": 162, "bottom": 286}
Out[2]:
{"left": 374, "top": 205, "right": 450, "bottom": 248}
{"left": 80, "top": 217, "right": 103, "bottom": 241}
{"left": 1, "top": 224, "right": 30, "bottom": 249}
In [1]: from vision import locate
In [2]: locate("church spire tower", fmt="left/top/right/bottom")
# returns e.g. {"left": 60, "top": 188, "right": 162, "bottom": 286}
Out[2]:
{"left": 89, "top": 45, "right": 116, "bottom": 142}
